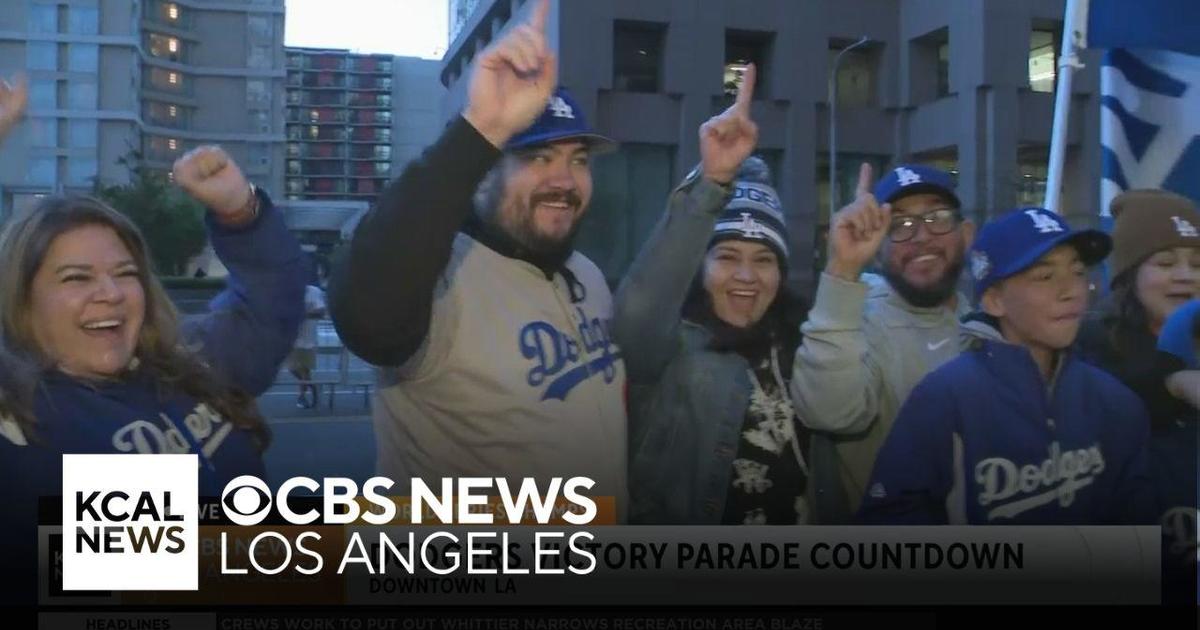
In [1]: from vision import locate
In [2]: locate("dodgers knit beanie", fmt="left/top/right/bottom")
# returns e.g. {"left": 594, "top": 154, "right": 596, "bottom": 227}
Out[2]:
{"left": 1109, "top": 189, "right": 1200, "bottom": 285}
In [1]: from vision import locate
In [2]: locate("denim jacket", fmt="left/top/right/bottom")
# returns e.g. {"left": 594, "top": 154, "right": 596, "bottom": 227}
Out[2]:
{"left": 613, "top": 171, "right": 835, "bottom": 524}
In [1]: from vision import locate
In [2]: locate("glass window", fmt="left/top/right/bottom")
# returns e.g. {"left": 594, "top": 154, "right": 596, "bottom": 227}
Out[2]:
{"left": 148, "top": 33, "right": 181, "bottom": 60}
{"left": 26, "top": 117, "right": 56, "bottom": 146}
{"left": 613, "top": 21, "right": 666, "bottom": 93}
{"left": 247, "top": 143, "right": 269, "bottom": 166}
{"left": 29, "top": 80, "right": 56, "bottom": 109}
{"left": 248, "top": 15, "right": 273, "bottom": 39}
{"left": 68, "top": 119, "right": 97, "bottom": 148}
{"left": 816, "top": 153, "right": 890, "bottom": 226}
{"left": 936, "top": 41, "right": 950, "bottom": 97}
{"left": 28, "top": 4, "right": 57, "bottom": 33}
{"left": 67, "top": 156, "right": 97, "bottom": 185}
{"left": 1018, "top": 146, "right": 1050, "bottom": 206}
{"left": 68, "top": 80, "right": 97, "bottom": 109}
{"left": 27, "top": 41, "right": 57, "bottom": 71}
{"left": 725, "top": 31, "right": 771, "bottom": 98}
{"left": 575, "top": 144, "right": 676, "bottom": 283}
{"left": 831, "top": 45, "right": 877, "bottom": 107}
{"left": 1029, "top": 29, "right": 1057, "bottom": 93}
{"left": 68, "top": 45, "right": 99, "bottom": 73}
{"left": 27, "top": 156, "right": 57, "bottom": 186}
{"left": 247, "top": 79, "right": 268, "bottom": 106}
{"left": 252, "top": 109, "right": 270, "bottom": 133}
{"left": 68, "top": 6, "right": 99, "bottom": 35}
{"left": 248, "top": 45, "right": 272, "bottom": 69}
{"left": 149, "top": 68, "right": 184, "bottom": 92}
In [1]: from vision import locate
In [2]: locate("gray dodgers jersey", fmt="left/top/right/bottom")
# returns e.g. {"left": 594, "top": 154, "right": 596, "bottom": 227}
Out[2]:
{"left": 374, "top": 233, "right": 628, "bottom": 515}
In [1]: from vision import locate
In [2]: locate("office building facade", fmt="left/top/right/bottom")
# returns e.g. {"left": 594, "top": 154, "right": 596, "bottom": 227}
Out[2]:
{"left": 441, "top": 0, "right": 1104, "bottom": 293}
{"left": 0, "top": 0, "right": 288, "bottom": 222}
{"left": 283, "top": 47, "right": 441, "bottom": 203}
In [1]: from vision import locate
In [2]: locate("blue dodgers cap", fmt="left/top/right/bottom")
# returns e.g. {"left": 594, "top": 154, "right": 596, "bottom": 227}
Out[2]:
{"left": 872, "top": 165, "right": 961, "bottom": 208}
{"left": 505, "top": 87, "right": 617, "bottom": 153}
{"left": 969, "top": 207, "right": 1112, "bottom": 297}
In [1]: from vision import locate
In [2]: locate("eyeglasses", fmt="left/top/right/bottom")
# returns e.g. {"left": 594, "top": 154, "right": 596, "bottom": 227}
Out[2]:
{"left": 888, "top": 208, "right": 962, "bottom": 243}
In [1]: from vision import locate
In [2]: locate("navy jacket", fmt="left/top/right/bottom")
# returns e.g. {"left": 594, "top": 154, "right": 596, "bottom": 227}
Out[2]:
{"left": 0, "top": 190, "right": 306, "bottom": 604}
{"left": 859, "top": 326, "right": 1155, "bottom": 525}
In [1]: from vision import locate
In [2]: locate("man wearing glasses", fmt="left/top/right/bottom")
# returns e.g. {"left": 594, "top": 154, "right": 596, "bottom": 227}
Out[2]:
{"left": 791, "top": 163, "right": 975, "bottom": 523}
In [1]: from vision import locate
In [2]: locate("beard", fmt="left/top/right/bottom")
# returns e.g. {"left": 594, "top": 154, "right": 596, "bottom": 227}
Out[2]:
{"left": 883, "top": 253, "right": 965, "bottom": 308}
{"left": 497, "top": 188, "right": 585, "bottom": 257}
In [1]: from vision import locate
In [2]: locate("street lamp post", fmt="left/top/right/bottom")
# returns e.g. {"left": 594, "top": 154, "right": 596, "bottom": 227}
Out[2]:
{"left": 829, "top": 36, "right": 871, "bottom": 214}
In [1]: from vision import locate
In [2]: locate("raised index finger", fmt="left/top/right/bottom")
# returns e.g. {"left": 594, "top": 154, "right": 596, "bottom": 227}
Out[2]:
{"left": 530, "top": 0, "right": 550, "bottom": 33}
{"left": 855, "top": 162, "right": 874, "bottom": 198}
{"left": 734, "top": 63, "right": 756, "bottom": 113}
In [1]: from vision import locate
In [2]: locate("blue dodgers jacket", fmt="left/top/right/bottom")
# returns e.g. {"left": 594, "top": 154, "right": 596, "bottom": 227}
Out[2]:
{"left": 858, "top": 319, "right": 1156, "bottom": 525}
{"left": 0, "top": 191, "right": 306, "bottom": 604}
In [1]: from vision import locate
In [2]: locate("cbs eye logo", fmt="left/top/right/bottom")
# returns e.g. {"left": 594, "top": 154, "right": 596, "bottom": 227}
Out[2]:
{"left": 221, "top": 475, "right": 273, "bottom": 526}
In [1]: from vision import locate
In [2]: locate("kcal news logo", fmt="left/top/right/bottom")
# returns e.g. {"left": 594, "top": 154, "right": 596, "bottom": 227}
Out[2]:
{"left": 62, "top": 454, "right": 198, "bottom": 591}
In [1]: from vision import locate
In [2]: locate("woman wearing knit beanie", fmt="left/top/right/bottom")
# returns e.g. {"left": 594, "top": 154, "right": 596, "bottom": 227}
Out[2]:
{"left": 612, "top": 67, "right": 817, "bottom": 524}
{"left": 1078, "top": 189, "right": 1200, "bottom": 420}
{"left": 1076, "top": 189, "right": 1200, "bottom": 603}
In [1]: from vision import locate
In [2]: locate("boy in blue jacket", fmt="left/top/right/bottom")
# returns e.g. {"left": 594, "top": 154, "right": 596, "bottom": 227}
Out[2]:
{"left": 859, "top": 207, "right": 1155, "bottom": 524}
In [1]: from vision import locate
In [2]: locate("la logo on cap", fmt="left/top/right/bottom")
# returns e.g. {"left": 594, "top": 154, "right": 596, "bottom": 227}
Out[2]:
{"left": 737, "top": 212, "right": 766, "bottom": 238}
{"left": 1172, "top": 215, "right": 1198, "bottom": 238}
{"left": 1024, "top": 209, "right": 1064, "bottom": 234}
{"left": 549, "top": 96, "right": 575, "bottom": 119}
{"left": 895, "top": 167, "right": 922, "bottom": 187}
{"left": 971, "top": 250, "right": 991, "bottom": 281}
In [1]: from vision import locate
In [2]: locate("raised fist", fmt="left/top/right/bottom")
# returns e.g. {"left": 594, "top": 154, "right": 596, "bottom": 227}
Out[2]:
{"left": 700, "top": 64, "right": 759, "bottom": 185}
{"left": 173, "top": 145, "right": 255, "bottom": 226}
{"left": 462, "top": 0, "right": 557, "bottom": 148}
{"left": 826, "top": 163, "right": 892, "bottom": 281}
{"left": 0, "top": 74, "right": 29, "bottom": 142}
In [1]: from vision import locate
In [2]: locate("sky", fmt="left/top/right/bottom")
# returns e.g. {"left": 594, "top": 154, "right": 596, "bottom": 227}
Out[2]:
{"left": 284, "top": 0, "right": 449, "bottom": 60}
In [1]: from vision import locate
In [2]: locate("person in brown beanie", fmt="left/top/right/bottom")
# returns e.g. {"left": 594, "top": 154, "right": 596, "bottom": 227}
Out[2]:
{"left": 1079, "top": 189, "right": 1200, "bottom": 410}
{"left": 1076, "top": 189, "right": 1200, "bottom": 601}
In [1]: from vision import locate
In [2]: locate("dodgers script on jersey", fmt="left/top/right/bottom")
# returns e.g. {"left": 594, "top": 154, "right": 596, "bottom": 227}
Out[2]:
{"left": 374, "top": 234, "right": 628, "bottom": 515}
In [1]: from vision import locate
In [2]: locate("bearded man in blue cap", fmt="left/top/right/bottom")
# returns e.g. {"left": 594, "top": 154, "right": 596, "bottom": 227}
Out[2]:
{"left": 791, "top": 162, "right": 976, "bottom": 523}
{"left": 328, "top": 0, "right": 627, "bottom": 516}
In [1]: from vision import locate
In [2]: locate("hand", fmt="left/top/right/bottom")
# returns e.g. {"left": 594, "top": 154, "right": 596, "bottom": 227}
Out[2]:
{"left": 173, "top": 146, "right": 256, "bottom": 227}
{"left": 1166, "top": 371, "right": 1200, "bottom": 410}
{"left": 462, "top": 0, "right": 557, "bottom": 148}
{"left": 825, "top": 163, "right": 892, "bottom": 281}
{"left": 0, "top": 74, "right": 29, "bottom": 142}
{"left": 700, "top": 64, "right": 759, "bottom": 184}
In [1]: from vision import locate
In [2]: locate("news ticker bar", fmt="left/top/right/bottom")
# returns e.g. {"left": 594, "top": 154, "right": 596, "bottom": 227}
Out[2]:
{"left": 39, "top": 526, "right": 1164, "bottom": 606}
{"left": 36, "top": 610, "right": 928, "bottom": 630}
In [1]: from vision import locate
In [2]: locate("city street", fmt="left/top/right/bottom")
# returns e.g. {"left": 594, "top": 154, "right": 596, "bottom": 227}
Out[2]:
{"left": 257, "top": 321, "right": 377, "bottom": 484}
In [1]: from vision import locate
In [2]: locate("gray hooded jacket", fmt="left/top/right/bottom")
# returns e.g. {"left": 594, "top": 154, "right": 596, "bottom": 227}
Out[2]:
{"left": 791, "top": 271, "right": 969, "bottom": 520}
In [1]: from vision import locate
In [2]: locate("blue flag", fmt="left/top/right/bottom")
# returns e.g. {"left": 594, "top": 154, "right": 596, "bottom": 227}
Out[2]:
{"left": 1098, "top": 49, "right": 1200, "bottom": 215}
{"left": 1086, "top": 0, "right": 1200, "bottom": 57}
